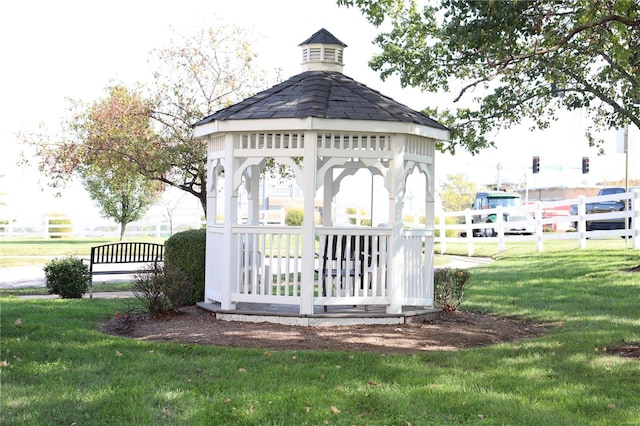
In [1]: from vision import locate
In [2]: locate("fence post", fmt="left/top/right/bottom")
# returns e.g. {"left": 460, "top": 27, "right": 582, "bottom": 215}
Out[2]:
{"left": 632, "top": 191, "right": 639, "bottom": 249}
{"left": 577, "top": 195, "right": 587, "bottom": 249}
{"left": 43, "top": 215, "right": 49, "bottom": 239}
{"left": 464, "top": 208, "right": 474, "bottom": 256}
{"left": 496, "top": 205, "right": 505, "bottom": 252}
{"left": 535, "top": 202, "right": 544, "bottom": 251}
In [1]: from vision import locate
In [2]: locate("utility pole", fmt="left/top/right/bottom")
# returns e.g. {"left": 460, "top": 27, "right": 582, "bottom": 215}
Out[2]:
{"left": 496, "top": 163, "right": 502, "bottom": 190}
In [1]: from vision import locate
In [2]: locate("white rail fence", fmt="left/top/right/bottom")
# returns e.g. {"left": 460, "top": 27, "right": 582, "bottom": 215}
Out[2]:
{"left": 0, "top": 209, "right": 285, "bottom": 239}
{"left": 2, "top": 191, "right": 639, "bottom": 255}
{"left": 436, "top": 191, "right": 640, "bottom": 255}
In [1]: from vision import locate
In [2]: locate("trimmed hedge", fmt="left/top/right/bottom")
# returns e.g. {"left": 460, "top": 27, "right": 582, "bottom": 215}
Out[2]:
{"left": 285, "top": 207, "right": 304, "bottom": 226}
{"left": 164, "top": 229, "right": 206, "bottom": 305}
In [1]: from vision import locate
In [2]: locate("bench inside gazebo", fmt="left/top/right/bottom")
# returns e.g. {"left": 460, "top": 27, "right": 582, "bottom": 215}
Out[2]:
{"left": 193, "top": 28, "right": 450, "bottom": 326}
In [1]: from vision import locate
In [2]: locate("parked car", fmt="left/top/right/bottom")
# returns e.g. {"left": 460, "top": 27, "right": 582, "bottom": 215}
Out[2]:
{"left": 570, "top": 187, "right": 640, "bottom": 231}
{"left": 503, "top": 210, "right": 536, "bottom": 235}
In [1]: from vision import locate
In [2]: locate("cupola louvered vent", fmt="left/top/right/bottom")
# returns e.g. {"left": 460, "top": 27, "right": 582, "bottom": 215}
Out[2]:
{"left": 299, "top": 28, "right": 347, "bottom": 73}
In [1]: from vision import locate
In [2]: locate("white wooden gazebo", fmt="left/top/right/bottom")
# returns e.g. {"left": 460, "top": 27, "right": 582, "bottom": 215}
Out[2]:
{"left": 193, "top": 29, "right": 449, "bottom": 325}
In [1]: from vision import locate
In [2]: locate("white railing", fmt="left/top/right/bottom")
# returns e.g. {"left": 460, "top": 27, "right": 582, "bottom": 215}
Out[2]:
{"left": 230, "top": 226, "right": 304, "bottom": 304}
{"left": 315, "top": 228, "right": 391, "bottom": 309}
{"left": 215, "top": 226, "right": 396, "bottom": 309}
{"left": 403, "top": 229, "right": 434, "bottom": 306}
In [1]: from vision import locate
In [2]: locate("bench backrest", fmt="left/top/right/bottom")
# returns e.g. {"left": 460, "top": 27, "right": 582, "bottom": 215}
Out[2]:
{"left": 320, "top": 235, "right": 374, "bottom": 267}
{"left": 90, "top": 242, "right": 164, "bottom": 265}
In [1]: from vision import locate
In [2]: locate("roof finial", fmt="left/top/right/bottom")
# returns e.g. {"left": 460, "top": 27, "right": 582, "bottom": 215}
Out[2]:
{"left": 299, "top": 28, "right": 347, "bottom": 73}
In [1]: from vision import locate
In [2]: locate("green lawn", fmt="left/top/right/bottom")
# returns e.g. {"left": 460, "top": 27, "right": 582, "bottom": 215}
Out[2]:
{"left": 2, "top": 241, "right": 640, "bottom": 424}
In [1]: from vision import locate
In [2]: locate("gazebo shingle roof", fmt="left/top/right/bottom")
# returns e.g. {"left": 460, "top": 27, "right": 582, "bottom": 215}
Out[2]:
{"left": 194, "top": 71, "right": 448, "bottom": 130}
{"left": 298, "top": 28, "right": 347, "bottom": 47}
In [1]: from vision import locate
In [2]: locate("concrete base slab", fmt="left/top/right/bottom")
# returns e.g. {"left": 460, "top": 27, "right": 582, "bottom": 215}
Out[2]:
{"left": 197, "top": 302, "right": 441, "bottom": 327}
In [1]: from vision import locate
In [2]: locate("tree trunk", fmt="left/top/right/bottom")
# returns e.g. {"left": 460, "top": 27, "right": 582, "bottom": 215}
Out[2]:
{"left": 119, "top": 223, "right": 127, "bottom": 241}
{"left": 199, "top": 193, "right": 206, "bottom": 218}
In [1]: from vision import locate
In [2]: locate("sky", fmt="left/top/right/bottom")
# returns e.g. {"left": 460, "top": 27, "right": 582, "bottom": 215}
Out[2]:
{"left": 1, "top": 0, "right": 637, "bottom": 219}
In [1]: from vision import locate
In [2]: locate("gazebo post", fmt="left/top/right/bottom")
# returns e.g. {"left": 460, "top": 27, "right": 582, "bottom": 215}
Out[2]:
{"left": 300, "top": 130, "right": 318, "bottom": 315}
{"left": 387, "top": 135, "right": 406, "bottom": 314}
{"left": 221, "top": 134, "right": 239, "bottom": 310}
{"left": 322, "top": 171, "right": 333, "bottom": 225}
{"left": 424, "top": 180, "right": 435, "bottom": 294}
{"left": 246, "top": 167, "right": 260, "bottom": 225}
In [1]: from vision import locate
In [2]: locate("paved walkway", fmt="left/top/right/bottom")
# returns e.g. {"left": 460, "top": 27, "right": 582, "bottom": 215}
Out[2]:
{"left": 1, "top": 265, "right": 135, "bottom": 289}
{"left": 14, "top": 292, "right": 136, "bottom": 299}
{"left": 439, "top": 255, "right": 495, "bottom": 269}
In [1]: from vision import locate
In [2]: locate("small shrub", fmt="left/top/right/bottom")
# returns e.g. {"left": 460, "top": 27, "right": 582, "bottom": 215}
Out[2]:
{"left": 134, "top": 264, "right": 194, "bottom": 316}
{"left": 43, "top": 257, "right": 90, "bottom": 299}
{"left": 346, "top": 207, "right": 357, "bottom": 225}
{"left": 433, "top": 267, "right": 471, "bottom": 312}
{"left": 133, "top": 264, "right": 169, "bottom": 317}
{"left": 165, "top": 229, "right": 206, "bottom": 305}
{"left": 285, "top": 208, "right": 304, "bottom": 226}
{"left": 48, "top": 214, "right": 72, "bottom": 239}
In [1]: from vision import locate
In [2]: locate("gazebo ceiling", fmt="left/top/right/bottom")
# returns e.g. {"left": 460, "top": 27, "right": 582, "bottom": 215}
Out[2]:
{"left": 193, "top": 28, "right": 448, "bottom": 133}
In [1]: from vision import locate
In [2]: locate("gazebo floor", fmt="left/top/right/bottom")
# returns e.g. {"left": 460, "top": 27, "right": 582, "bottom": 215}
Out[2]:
{"left": 196, "top": 302, "right": 441, "bottom": 327}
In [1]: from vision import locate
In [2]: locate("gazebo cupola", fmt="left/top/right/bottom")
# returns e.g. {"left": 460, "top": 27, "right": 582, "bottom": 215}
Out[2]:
{"left": 299, "top": 28, "right": 346, "bottom": 73}
{"left": 193, "top": 28, "right": 450, "bottom": 326}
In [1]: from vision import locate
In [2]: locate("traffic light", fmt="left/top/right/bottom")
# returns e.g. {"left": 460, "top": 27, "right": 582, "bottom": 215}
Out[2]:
{"left": 532, "top": 156, "right": 540, "bottom": 174}
{"left": 582, "top": 157, "right": 590, "bottom": 174}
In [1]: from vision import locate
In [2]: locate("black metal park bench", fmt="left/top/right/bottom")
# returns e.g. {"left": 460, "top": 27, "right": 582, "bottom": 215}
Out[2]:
{"left": 316, "top": 234, "right": 376, "bottom": 311}
{"left": 87, "top": 242, "right": 164, "bottom": 298}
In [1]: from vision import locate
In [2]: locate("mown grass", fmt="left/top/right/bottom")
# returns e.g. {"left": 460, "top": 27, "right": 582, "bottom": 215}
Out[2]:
{"left": 2, "top": 241, "right": 640, "bottom": 424}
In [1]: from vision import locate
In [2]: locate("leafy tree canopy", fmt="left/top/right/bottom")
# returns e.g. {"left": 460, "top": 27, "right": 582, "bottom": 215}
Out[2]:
{"left": 23, "top": 24, "right": 273, "bottom": 215}
{"left": 28, "top": 85, "right": 157, "bottom": 189}
{"left": 30, "top": 84, "right": 163, "bottom": 239}
{"left": 338, "top": 0, "right": 640, "bottom": 155}
{"left": 145, "top": 25, "right": 274, "bottom": 212}
{"left": 438, "top": 172, "right": 477, "bottom": 211}
{"left": 83, "top": 166, "right": 163, "bottom": 240}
